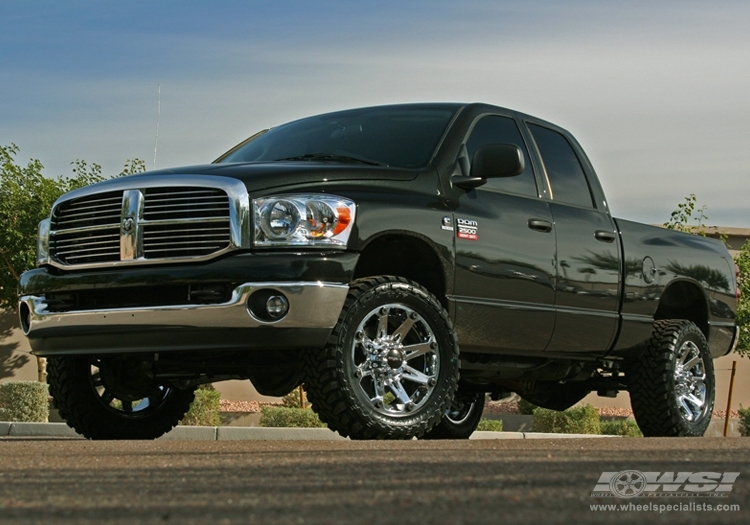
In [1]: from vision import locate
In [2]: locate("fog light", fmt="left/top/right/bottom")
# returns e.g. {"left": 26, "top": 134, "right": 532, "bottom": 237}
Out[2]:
{"left": 266, "top": 295, "right": 289, "bottom": 319}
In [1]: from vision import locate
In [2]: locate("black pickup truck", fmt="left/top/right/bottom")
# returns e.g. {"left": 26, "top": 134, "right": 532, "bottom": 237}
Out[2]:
{"left": 18, "top": 103, "right": 739, "bottom": 440}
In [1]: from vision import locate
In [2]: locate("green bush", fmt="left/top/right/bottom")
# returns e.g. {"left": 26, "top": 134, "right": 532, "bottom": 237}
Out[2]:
{"left": 180, "top": 384, "right": 221, "bottom": 426}
{"left": 260, "top": 406, "right": 326, "bottom": 428}
{"left": 532, "top": 405, "right": 601, "bottom": 434}
{"left": 601, "top": 419, "right": 643, "bottom": 437}
{"left": 517, "top": 398, "right": 538, "bottom": 415}
{"left": 282, "top": 386, "right": 307, "bottom": 408}
{"left": 0, "top": 381, "right": 49, "bottom": 422}
{"left": 739, "top": 406, "right": 750, "bottom": 437}
{"left": 476, "top": 419, "right": 503, "bottom": 432}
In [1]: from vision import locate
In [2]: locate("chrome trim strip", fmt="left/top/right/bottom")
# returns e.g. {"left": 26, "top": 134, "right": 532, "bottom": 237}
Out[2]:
{"left": 46, "top": 175, "right": 251, "bottom": 270}
{"left": 20, "top": 281, "right": 349, "bottom": 336}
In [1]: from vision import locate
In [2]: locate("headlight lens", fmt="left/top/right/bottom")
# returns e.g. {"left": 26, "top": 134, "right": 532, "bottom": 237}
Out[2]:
{"left": 253, "top": 194, "right": 356, "bottom": 247}
{"left": 36, "top": 218, "right": 51, "bottom": 267}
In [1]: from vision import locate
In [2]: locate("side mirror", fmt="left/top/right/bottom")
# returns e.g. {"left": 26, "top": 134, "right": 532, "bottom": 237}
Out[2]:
{"left": 471, "top": 144, "right": 524, "bottom": 179}
{"left": 451, "top": 143, "right": 525, "bottom": 190}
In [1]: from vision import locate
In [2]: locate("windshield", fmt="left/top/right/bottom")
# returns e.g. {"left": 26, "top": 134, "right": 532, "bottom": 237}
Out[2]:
{"left": 217, "top": 105, "right": 459, "bottom": 169}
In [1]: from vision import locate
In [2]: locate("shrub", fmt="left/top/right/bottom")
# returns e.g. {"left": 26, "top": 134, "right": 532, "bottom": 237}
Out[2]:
{"left": 532, "top": 405, "right": 601, "bottom": 434}
{"left": 260, "top": 406, "right": 326, "bottom": 428}
{"left": 739, "top": 405, "right": 750, "bottom": 437}
{"left": 601, "top": 419, "right": 643, "bottom": 437}
{"left": 0, "top": 381, "right": 49, "bottom": 422}
{"left": 476, "top": 419, "right": 503, "bottom": 432}
{"left": 282, "top": 386, "right": 307, "bottom": 408}
{"left": 517, "top": 398, "right": 538, "bottom": 415}
{"left": 180, "top": 384, "right": 221, "bottom": 426}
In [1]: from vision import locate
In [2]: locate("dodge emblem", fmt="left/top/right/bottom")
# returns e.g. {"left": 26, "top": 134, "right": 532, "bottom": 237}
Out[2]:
{"left": 121, "top": 217, "right": 135, "bottom": 233}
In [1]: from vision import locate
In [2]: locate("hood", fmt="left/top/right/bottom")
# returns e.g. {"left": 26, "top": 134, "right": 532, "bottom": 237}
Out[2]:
{"left": 118, "top": 161, "right": 420, "bottom": 192}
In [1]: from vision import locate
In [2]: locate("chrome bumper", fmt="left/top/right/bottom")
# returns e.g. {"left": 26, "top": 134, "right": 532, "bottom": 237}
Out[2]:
{"left": 19, "top": 281, "right": 349, "bottom": 338}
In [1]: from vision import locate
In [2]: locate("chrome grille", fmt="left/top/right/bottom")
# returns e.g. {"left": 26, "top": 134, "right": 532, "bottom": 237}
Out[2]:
{"left": 51, "top": 191, "right": 122, "bottom": 265}
{"left": 143, "top": 188, "right": 230, "bottom": 220}
{"left": 49, "top": 185, "right": 233, "bottom": 267}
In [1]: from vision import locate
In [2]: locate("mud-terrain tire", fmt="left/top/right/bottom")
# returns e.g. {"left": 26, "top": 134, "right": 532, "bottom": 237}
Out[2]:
{"left": 304, "top": 276, "right": 460, "bottom": 440}
{"left": 421, "top": 391, "right": 485, "bottom": 440}
{"left": 48, "top": 355, "right": 195, "bottom": 440}
{"left": 627, "top": 320, "right": 715, "bottom": 437}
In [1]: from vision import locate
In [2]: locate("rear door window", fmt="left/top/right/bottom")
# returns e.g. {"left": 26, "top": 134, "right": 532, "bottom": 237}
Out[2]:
{"left": 528, "top": 124, "right": 594, "bottom": 208}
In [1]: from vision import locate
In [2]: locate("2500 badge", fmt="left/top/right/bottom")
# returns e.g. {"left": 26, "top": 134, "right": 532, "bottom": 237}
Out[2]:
{"left": 456, "top": 218, "right": 478, "bottom": 241}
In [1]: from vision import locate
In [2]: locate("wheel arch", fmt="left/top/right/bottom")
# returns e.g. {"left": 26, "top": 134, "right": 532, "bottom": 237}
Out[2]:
{"left": 352, "top": 232, "right": 451, "bottom": 308}
{"left": 653, "top": 279, "right": 710, "bottom": 339}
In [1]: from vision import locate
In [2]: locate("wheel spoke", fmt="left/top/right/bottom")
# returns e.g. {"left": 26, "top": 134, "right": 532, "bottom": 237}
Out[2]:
{"left": 388, "top": 379, "right": 412, "bottom": 405}
{"left": 100, "top": 389, "right": 115, "bottom": 405}
{"left": 403, "top": 340, "right": 433, "bottom": 361}
{"left": 371, "top": 376, "right": 386, "bottom": 401}
{"left": 684, "top": 393, "right": 704, "bottom": 411}
{"left": 377, "top": 309, "right": 389, "bottom": 339}
{"left": 91, "top": 372, "right": 104, "bottom": 387}
{"left": 392, "top": 317, "right": 415, "bottom": 342}
{"left": 400, "top": 365, "right": 431, "bottom": 385}
{"left": 683, "top": 355, "right": 702, "bottom": 370}
{"left": 121, "top": 400, "right": 133, "bottom": 412}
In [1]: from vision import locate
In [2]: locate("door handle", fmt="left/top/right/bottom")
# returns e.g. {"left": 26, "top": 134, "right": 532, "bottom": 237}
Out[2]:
{"left": 528, "top": 219, "right": 553, "bottom": 233}
{"left": 594, "top": 230, "right": 617, "bottom": 243}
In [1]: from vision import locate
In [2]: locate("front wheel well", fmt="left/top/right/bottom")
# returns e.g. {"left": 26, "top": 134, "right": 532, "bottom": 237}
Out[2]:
{"left": 352, "top": 234, "right": 448, "bottom": 307}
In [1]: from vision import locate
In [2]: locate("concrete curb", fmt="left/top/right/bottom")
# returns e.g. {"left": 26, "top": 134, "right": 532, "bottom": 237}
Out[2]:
{"left": 1, "top": 422, "right": 616, "bottom": 440}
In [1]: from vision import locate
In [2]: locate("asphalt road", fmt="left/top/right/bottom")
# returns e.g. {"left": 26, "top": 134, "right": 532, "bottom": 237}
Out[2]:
{"left": 0, "top": 438, "right": 748, "bottom": 525}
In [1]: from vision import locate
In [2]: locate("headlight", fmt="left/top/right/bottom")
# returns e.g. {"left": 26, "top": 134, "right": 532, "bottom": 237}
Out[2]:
{"left": 253, "top": 194, "right": 355, "bottom": 247}
{"left": 36, "top": 218, "right": 51, "bottom": 267}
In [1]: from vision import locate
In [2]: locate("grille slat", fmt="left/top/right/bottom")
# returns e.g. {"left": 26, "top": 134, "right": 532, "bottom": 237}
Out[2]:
{"left": 49, "top": 186, "right": 232, "bottom": 266}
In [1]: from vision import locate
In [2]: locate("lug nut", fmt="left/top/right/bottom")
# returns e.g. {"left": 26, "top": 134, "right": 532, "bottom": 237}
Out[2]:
{"left": 428, "top": 378, "right": 437, "bottom": 386}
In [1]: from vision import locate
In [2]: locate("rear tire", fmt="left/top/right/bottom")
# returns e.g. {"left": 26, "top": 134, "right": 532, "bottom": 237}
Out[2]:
{"left": 421, "top": 391, "right": 485, "bottom": 440}
{"left": 627, "top": 320, "right": 715, "bottom": 437}
{"left": 48, "top": 355, "right": 195, "bottom": 440}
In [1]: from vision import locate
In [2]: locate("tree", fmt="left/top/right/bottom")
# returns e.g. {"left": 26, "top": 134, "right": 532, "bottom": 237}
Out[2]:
{"left": 663, "top": 193, "right": 709, "bottom": 235}
{"left": 1, "top": 145, "right": 146, "bottom": 381}
{"left": 735, "top": 241, "right": 750, "bottom": 357}
{"left": 665, "top": 194, "right": 749, "bottom": 357}
{"left": 0, "top": 145, "right": 109, "bottom": 309}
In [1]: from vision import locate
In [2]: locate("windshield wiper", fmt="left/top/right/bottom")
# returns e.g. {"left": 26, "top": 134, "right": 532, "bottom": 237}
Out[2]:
{"left": 274, "top": 153, "right": 388, "bottom": 167}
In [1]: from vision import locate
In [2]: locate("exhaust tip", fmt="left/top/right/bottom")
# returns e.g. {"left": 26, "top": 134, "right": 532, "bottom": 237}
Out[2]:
{"left": 19, "top": 302, "right": 31, "bottom": 335}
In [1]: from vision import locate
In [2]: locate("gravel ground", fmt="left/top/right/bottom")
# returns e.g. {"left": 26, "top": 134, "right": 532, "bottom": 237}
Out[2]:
{"left": 220, "top": 399, "right": 741, "bottom": 420}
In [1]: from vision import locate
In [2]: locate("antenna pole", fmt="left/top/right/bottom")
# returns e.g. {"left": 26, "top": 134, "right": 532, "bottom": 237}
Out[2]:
{"left": 153, "top": 84, "right": 161, "bottom": 170}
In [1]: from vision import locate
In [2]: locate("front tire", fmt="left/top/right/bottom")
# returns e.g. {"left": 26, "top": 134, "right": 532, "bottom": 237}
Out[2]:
{"left": 627, "top": 320, "right": 715, "bottom": 437}
{"left": 305, "top": 276, "right": 460, "bottom": 440}
{"left": 48, "top": 355, "right": 195, "bottom": 440}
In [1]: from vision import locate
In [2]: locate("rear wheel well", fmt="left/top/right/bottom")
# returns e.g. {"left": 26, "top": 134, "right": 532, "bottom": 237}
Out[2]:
{"left": 353, "top": 234, "right": 447, "bottom": 307}
{"left": 654, "top": 281, "right": 709, "bottom": 338}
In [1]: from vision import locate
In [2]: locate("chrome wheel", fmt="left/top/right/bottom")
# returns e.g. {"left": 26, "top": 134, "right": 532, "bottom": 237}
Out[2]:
{"left": 351, "top": 303, "right": 439, "bottom": 417}
{"left": 89, "top": 357, "right": 174, "bottom": 419}
{"left": 673, "top": 340, "right": 708, "bottom": 422}
{"left": 445, "top": 397, "right": 476, "bottom": 425}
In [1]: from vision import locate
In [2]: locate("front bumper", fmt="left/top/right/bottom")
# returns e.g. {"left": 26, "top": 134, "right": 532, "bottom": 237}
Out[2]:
{"left": 18, "top": 251, "right": 358, "bottom": 357}
{"left": 20, "top": 281, "right": 348, "bottom": 356}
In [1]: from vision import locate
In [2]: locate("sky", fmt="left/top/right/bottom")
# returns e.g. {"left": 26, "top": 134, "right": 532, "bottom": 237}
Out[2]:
{"left": 2, "top": 0, "right": 749, "bottom": 227}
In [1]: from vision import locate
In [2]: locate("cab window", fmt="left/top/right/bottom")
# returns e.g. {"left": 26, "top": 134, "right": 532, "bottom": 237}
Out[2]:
{"left": 466, "top": 116, "right": 538, "bottom": 197}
